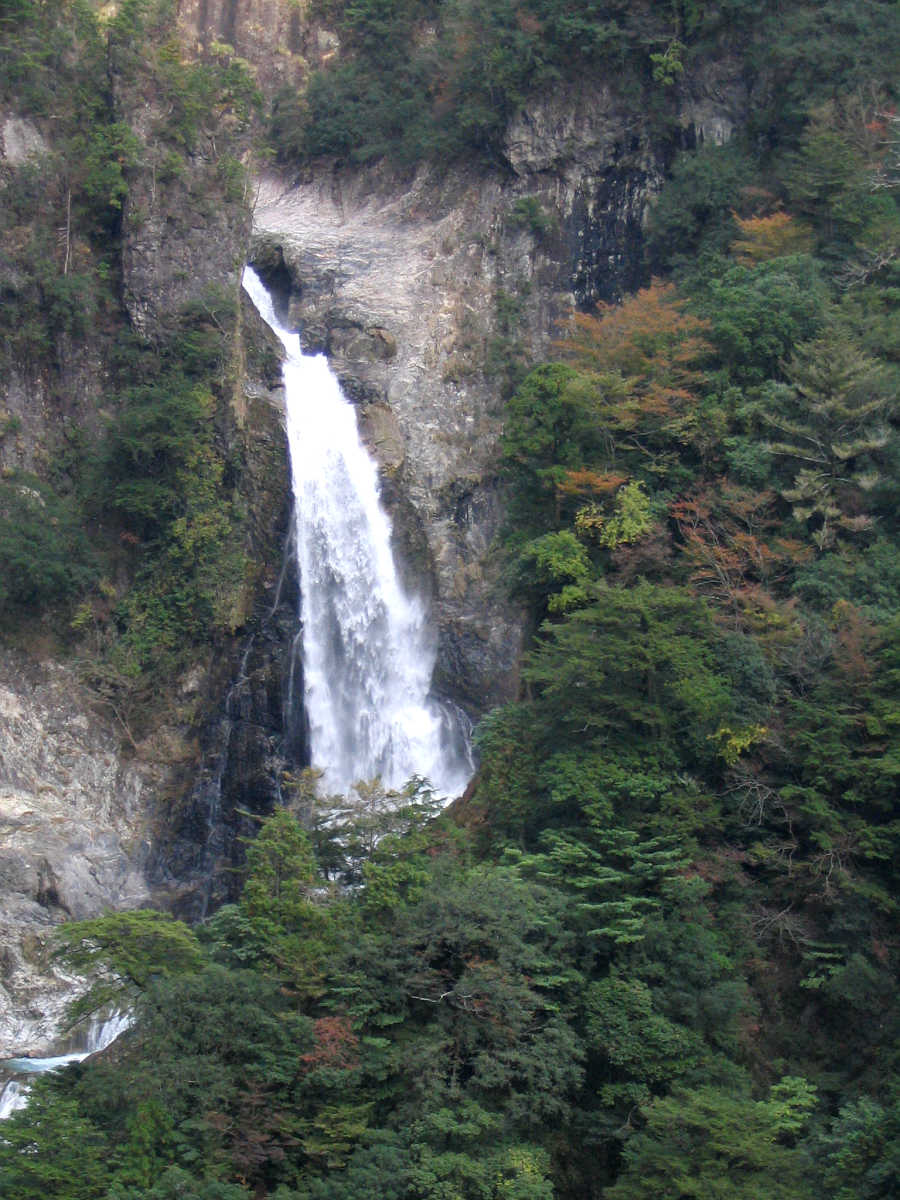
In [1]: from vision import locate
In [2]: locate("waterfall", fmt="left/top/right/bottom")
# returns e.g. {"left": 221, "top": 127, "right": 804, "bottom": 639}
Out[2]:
{"left": 243, "top": 267, "right": 473, "bottom": 797}
{"left": 0, "top": 1010, "right": 132, "bottom": 1120}
{"left": 84, "top": 1010, "right": 132, "bottom": 1055}
{"left": 196, "top": 636, "right": 255, "bottom": 919}
{"left": 0, "top": 1080, "right": 27, "bottom": 1120}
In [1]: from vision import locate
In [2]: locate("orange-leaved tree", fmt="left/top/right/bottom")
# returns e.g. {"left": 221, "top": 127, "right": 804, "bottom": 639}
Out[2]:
{"left": 730, "top": 211, "right": 815, "bottom": 263}
{"left": 555, "top": 281, "right": 715, "bottom": 474}
{"left": 671, "top": 483, "right": 812, "bottom": 633}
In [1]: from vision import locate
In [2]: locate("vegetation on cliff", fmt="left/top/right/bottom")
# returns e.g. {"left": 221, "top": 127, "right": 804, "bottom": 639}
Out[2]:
{"left": 0, "top": 0, "right": 264, "bottom": 728}
{"left": 272, "top": 0, "right": 898, "bottom": 168}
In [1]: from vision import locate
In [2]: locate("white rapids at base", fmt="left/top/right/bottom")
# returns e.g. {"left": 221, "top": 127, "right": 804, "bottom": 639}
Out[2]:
{"left": 0, "top": 1011, "right": 132, "bottom": 1119}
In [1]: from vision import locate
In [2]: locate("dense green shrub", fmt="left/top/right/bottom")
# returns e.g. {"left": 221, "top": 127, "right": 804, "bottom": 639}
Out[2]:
{"left": 0, "top": 474, "right": 95, "bottom": 615}
{"left": 646, "top": 142, "right": 755, "bottom": 271}
{"left": 697, "top": 255, "right": 826, "bottom": 384}
{"left": 94, "top": 330, "right": 247, "bottom": 671}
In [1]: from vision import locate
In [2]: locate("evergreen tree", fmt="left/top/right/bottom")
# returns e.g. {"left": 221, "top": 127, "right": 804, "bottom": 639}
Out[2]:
{"left": 761, "top": 333, "right": 894, "bottom": 546}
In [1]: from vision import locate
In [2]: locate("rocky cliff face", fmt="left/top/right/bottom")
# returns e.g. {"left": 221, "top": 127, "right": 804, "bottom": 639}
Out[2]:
{"left": 0, "top": 649, "right": 153, "bottom": 1054}
{"left": 0, "top": 91, "right": 292, "bottom": 1050}
{"left": 155, "top": 521, "right": 301, "bottom": 921}
{"left": 247, "top": 62, "right": 748, "bottom": 715}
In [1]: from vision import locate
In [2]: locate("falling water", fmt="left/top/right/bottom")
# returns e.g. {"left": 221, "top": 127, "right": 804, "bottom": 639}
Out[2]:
{"left": 0, "top": 1080, "right": 27, "bottom": 1120}
{"left": 196, "top": 636, "right": 255, "bottom": 919}
{"left": 0, "top": 1010, "right": 132, "bottom": 1120}
{"left": 83, "top": 1010, "right": 133, "bottom": 1054}
{"left": 242, "top": 267, "right": 472, "bottom": 796}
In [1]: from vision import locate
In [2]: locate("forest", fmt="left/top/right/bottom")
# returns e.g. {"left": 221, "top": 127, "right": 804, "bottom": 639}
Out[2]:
{"left": 0, "top": 0, "right": 898, "bottom": 1197}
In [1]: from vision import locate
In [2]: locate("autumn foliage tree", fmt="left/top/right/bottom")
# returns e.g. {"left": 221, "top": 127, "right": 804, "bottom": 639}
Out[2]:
{"left": 671, "top": 483, "right": 812, "bottom": 629}
{"left": 556, "top": 281, "right": 715, "bottom": 474}
{"left": 501, "top": 283, "right": 718, "bottom": 617}
{"left": 731, "top": 211, "right": 815, "bottom": 263}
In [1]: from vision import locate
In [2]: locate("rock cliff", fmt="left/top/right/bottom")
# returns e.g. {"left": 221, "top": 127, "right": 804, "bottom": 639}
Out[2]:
{"left": 0, "top": 93, "right": 291, "bottom": 1049}
{"left": 0, "top": 649, "right": 151, "bottom": 1054}
{"left": 247, "top": 62, "right": 748, "bottom": 713}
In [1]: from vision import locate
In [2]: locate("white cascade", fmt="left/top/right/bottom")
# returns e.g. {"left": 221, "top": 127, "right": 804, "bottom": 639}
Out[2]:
{"left": 243, "top": 267, "right": 473, "bottom": 796}
{"left": 84, "top": 1010, "right": 133, "bottom": 1055}
{"left": 0, "top": 1079, "right": 28, "bottom": 1120}
{"left": 0, "top": 1010, "right": 132, "bottom": 1120}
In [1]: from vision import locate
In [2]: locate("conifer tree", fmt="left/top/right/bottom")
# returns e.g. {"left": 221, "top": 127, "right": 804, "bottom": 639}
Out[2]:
{"left": 761, "top": 333, "right": 894, "bottom": 546}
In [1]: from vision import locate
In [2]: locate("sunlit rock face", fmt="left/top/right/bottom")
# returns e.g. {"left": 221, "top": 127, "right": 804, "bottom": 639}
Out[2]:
{"left": 0, "top": 650, "right": 154, "bottom": 1057}
{"left": 251, "top": 170, "right": 531, "bottom": 715}
{"left": 246, "top": 57, "right": 747, "bottom": 717}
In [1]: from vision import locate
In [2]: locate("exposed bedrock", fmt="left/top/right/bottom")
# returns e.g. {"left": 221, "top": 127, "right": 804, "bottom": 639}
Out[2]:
{"left": 0, "top": 650, "right": 153, "bottom": 1055}
{"left": 248, "top": 67, "right": 748, "bottom": 716}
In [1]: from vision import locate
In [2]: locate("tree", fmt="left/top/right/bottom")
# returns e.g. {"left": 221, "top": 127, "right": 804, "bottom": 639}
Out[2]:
{"left": 310, "top": 776, "right": 445, "bottom": 895}
{"left": 671, "top": 483, "right": 811, "bottom": 629}
{"left": 100, "top": 966, "right": 313, "bottom": 1192}
{"left": 507, "top": 528, "right": 593, "bottom": 615}
{"left": 470, "top": 701, "right": 543, "bottom": 841}
{"left": 523, "top": 581, "right": 733, "bottom": 766}
{"left": 211, "top": 809, "right": 335, "bottom": 997}
{"left": 731, "top": 211, "right": 815, "bottom": 263}
{"left": 101, "top": 375, "right": 220, "bottom": 542}
{"left": 241, "top": 809, "right": 320, "bottom": 923}
{"left": 783, "top": 103, "right": 886, "bottom": 252}
{"left": 515, "top": 819, "right": 687, "bottom": 951}
{"left": 778, "top": 613, "right": 900, "bottom": 903}
{"left": 605, "top": 1083, "right": 817, "bottom": 1200}
{"left": 501, "top": 362, "right": 608, "bottom": 532}
{"left": 0, "top": 1092, "right": 110, "bottom": 1199}
{"left": 813, "top": 1093, "right": 900, "bottom": 1200}
{"left": 54, "top": 909, "right": 204, "bottom": 1019}
{"left": 760, "top": 332, "right": 894, "bottom": 547}
{"left": 699, "top": 255, "right": 826, "bottom": 385}
{"left": 0, "top": 474, "right": 95, "bottom": 616}
{"left": 112, "top": 1165, "right": 253, "bottom": 1199}
{"left": 558, "top": 281, "right": 715, "bottom": 472}
{"left": 339, "top": 856, "right": 584, "bottom": 1128}
{"left": 646, "top": 142, "right": 753, "bottom": 270}
{"left": 594, "top": 480, "right": 654, "bottom": 549}
{"left": 585, "top": 972, "right": 702, "bottom": 1107}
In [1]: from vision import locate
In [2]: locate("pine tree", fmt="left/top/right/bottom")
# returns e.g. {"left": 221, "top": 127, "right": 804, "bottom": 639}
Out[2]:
{"left": 761, "top": 332, "right": 894, "bottom": 547}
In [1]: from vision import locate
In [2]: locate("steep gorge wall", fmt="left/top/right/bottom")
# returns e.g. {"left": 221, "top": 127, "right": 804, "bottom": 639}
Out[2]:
{"left": 0, "top": 648, "right": 153, "bottom": 1053}
{"left": 247, "top": 63, "right": 748, "bottom": 713}
{"left": 0, "top": 85, "right": 290, "bottom": 1048}
{"left": 175, "top": 0, "right": 318, "bottom": 94}
{"left": 0, "top": 1, "right": 750, "bottom": 1050}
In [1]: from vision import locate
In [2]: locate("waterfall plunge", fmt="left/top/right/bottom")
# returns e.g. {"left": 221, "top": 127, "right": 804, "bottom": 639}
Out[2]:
{"left": 0, "top": 1011, "right": 132, "bottom": 1120}
{"left": 243, "top": 268, "right": 473, "bottom": 797}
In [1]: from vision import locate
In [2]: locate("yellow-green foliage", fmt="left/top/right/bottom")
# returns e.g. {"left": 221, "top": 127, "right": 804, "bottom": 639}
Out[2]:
{"left": 596, "top": 481, "right": 654, "bottom": 548}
